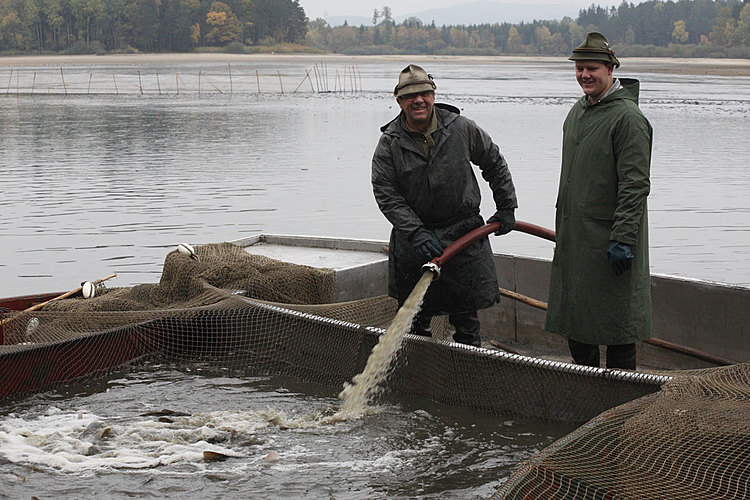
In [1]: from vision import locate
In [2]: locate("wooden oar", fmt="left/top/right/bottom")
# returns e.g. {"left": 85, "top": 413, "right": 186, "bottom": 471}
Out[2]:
{"left": 0, "top": 273, "right": 117, "bottom": 326}
{"left": 498, "top": 286, "right": 739, "bottom": 366}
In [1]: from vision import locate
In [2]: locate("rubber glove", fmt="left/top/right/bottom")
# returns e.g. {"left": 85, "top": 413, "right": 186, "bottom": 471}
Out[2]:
{"left": 410, "top": 228, "right": 444, "bottom": 261}
{"left": 487, "top": 209, "right": 515, "bottom": 236}
{"left": 607, "top": 241, "right": 634, "bottom": 276}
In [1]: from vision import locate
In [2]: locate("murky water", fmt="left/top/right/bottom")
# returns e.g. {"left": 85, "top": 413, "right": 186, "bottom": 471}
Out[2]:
{"left": 0, "top": 365, "right": 574, "bottom": 499}
{"left": 0, "top": 56, "right": 748, "bottom": 498}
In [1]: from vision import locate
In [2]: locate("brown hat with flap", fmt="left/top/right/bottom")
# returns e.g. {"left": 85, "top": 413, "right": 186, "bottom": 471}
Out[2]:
{"left": 393, "top": 64, "right": 437, "bottom": 97}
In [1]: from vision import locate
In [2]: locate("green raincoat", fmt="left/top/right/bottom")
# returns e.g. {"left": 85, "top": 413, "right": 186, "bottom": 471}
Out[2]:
{"left": 545, "top": 78, "right": 653, "bottom": 345}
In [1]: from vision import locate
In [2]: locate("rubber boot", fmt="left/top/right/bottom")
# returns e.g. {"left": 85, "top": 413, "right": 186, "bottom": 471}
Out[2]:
{"left": 449, "top": 311, "right": 481, "bottom": 347}
{"left": 568, "top": 339, "right": 600, "bottom": 367}
{"left": 606, "top": 343, "right": 637, "bottom": 370}
{"left": 410, "top": 314, "right": 432, "bottom": 337}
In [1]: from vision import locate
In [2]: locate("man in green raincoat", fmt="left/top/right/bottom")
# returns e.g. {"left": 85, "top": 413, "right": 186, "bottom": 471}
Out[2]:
{"left": 545, "top": 33, "right": 653, "bottom": 369}
{"left": 372, "top": 64, "right": 517, "bottom": 347}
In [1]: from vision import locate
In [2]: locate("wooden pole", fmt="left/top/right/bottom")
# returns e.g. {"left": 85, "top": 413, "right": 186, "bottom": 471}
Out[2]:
{"left": 312, "top": 65, "right": 319, "bottom": 93}
{"left": 48, "top": 68, "right": 53, "bottom": 94}
{"left": 489, "top": 340, "right": 521, "bottom": 355}
{"left": 256, "top": 70, "right": 260, "bottom": 93}
{"left": 138, "top": 70, "right": 143, "bottom": 94}
{"left": 176, "top": 72, "right": 179, "bottom": 95}
{"left": 32, "top": 72, "right": 36, "bottom": 95}
{"left": 497, "top": 287, "right": 739, "bottom": 366}
{"left": 60, "top": 67, "right": 67, "bottom": 96}
{"left": 293, "top": 70, "right": 310, "bottom": 94}
{"left": 198, "top": 70, "right": 201, "bottom": 97}
{"left": 497, "top": 287, "right": 548, "bottom": 310}
{"left": 156, "top": 73, "right": 161, "bottom": 95}
{"left": 277, "top": 70, "right": 283, "bottom": 94}
{"left": 228, "top": 63, "right": 232, "bottom": 95}
{"left": 112, "top": 73, "right": 118, "bottom": 95}
{"left": 0, "top": 273, "right": 118, "bottom": 327}
{"left": 87, "top": 73, "right": 92, "bottom": 94}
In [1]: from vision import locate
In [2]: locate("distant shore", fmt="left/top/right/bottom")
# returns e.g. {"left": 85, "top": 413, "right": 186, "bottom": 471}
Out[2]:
{"left": 1, "top": 53, "right": 749, "bottom": 76}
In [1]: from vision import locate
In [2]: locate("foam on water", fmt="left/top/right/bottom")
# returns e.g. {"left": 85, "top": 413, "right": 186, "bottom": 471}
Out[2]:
{"left": 0, "top": 405, "right": 306, "bottom": 472}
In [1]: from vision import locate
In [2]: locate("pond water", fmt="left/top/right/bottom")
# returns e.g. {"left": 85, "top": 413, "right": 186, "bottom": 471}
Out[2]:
{"left": 0, "top": 365, "right": 575, "bottom": 499}
{"left": 1, "top": 56, "right": 748, "bottom": 295}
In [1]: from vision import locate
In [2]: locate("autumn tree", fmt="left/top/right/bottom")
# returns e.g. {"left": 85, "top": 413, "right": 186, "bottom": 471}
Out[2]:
{"left": 507, "top": 25, "right": 522, "bottom": 53}
{"left": 734, "top": 3, "right": 750, "bottom": 46}
{"left": 672, "top": 19, "right": 689, "bottom": 43}
{"left": 710, "top": 6, "right": 736, "bottom": 46}
{"left": 204, "top": 1, "right": 240, "bottom": 45}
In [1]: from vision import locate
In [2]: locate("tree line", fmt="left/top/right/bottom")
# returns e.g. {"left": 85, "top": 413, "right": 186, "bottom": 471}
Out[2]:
{"left": 307, "top": 0, "right": 750, "bottom": 57}
{"left": 0, "top": 0, "right": 748, "bottom": 57}
{"left": 0, "top": 0, "right": 306, "bottom": 53}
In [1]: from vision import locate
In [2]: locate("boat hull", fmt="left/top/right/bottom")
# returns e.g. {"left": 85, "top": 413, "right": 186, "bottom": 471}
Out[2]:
{"left": 0, "top": 234, "right": 747, "bottom": 421}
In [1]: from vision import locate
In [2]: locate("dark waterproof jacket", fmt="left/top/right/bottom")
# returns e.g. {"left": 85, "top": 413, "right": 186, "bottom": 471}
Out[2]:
{"left": 545, "top": 78, "right": 653, "bottom": 344}
{"left": 372, "top": 104, "right": 517, "bottom": 314}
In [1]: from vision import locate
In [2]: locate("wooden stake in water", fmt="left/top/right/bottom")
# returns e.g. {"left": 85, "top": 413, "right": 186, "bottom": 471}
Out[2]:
{"left": 337, "top": 271, "right": 435, "bottom": 417}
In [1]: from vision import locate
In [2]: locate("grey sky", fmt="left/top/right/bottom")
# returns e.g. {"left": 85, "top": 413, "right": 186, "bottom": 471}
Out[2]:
{"left": 298, "top": 0, "right": 644, "bottom": 21}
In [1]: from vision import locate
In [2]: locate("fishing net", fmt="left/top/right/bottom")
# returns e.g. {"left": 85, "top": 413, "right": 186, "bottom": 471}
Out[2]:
{"left": 494, "top": 362, "right": 750, "bottom": 499}
{"left": 1, "top": 242, "right": 748, "bottom": 498}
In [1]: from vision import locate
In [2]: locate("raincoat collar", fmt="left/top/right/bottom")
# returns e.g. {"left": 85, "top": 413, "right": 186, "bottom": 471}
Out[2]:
{"left": 581, "top": 77, "right": 641, "bottom": 108}
{"left": 380, "top": 102, "right": 461, "bottom": 134}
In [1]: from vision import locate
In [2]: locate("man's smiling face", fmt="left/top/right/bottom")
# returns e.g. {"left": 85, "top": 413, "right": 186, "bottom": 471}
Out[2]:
{"left": 397, "top": 91, "right": 435, "bottom": 132}
{"left": 575, "top": 60, "right": 614, "bottom": 102}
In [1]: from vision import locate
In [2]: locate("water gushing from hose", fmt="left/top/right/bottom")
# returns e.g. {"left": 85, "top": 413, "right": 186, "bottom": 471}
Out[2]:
{"left": 336, "top": 271, "right": 435, "bottom": 418}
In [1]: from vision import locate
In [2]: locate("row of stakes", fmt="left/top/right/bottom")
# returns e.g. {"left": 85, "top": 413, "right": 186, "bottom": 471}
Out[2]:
{"left": 3, "top": 63, "right": 364, "bottom": 96}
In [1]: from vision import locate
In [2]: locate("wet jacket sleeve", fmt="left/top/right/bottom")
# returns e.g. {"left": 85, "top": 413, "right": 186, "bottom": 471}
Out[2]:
{"left": 610, "top": 108, "right": 652, "bottom": 245}
{"left": 464, "top": 118, "right": 518, "bottom": 212}
{"left": 371, "top": 135, "right": 424, "bottom": 238}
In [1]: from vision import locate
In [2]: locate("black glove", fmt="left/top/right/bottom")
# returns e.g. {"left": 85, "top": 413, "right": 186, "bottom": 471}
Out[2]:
{"left": 487, "top": 209, "right": 515, "bottom": 236}
{"left": 410, "top": 228, "right": 444, "bottom": 261}
{"left": 607, "top": 241, "right": 634, "bottom": 276}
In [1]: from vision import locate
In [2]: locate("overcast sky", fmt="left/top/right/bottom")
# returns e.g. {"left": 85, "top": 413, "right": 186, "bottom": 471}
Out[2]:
{"left": 298, "top": 0, "right": 644, "bottom": 21}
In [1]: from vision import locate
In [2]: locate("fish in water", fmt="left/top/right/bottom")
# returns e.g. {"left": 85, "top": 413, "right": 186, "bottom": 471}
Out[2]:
{"left": 139, "top": 409, "right": 191, "bottom": 417}
{"left": 82, "top": 420, "right": 113, "bottom": 442}
{"left": 203, "top": 450, "right": 230, "bottom": 462}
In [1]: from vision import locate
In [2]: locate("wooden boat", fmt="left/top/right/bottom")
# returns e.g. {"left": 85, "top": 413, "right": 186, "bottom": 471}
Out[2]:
{"left": 1, "top": 231, "right": 748, "bottom": 423}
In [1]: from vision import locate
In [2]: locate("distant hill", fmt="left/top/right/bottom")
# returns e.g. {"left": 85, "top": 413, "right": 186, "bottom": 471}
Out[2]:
{"left": 323, "top": 1, "right": 583, "bottom": 27}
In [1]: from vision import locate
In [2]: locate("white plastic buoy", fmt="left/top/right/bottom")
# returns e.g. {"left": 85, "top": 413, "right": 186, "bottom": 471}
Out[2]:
{"left": 81, "top": 281, "right": 96, "bottom": 299}
{"left": 26, "top": 317, "right": 40, "bottom": 336}
{"left": 177, "top": 243, "right": 197, "bottom": 260}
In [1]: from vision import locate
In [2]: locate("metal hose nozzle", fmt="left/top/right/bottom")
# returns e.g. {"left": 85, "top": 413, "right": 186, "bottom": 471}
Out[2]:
{"left": 421, "top": 261, "right": 441, "bottom": 279}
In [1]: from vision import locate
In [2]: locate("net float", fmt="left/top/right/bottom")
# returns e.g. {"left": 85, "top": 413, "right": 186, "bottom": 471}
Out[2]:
{"left": 177, "top": 243, "right": 198, "bottom": 260}
{"left": 81, "top": 281, "right": 96, "bottom": 299}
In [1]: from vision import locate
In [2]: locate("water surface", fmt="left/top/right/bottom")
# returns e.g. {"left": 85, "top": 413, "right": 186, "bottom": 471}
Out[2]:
{"left": 1, "top": 57, "right": 748, "bottom": 295}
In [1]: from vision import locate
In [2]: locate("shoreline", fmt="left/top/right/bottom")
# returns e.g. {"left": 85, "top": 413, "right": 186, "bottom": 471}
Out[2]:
{"left": 1, "top": 53, "right": 749, "bottom": 76}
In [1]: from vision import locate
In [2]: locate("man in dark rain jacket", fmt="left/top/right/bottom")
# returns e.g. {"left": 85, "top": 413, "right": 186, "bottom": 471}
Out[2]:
{"left": 371, "top": 64, "right": 517, "bottom": 347}
{"left": 545, "top": 33, "right": 653, "bottom": 369}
